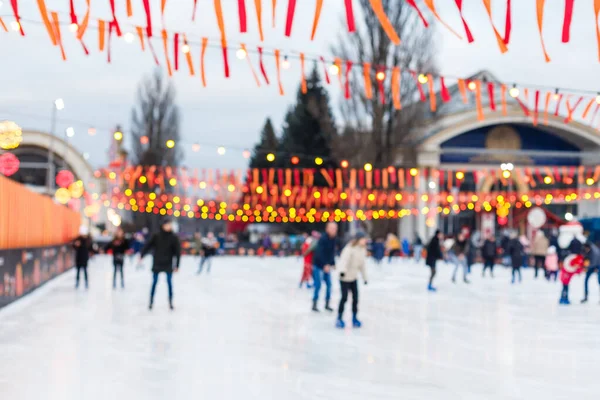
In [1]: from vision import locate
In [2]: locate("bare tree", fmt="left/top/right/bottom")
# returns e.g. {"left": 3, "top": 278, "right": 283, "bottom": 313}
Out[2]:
{"left": 333, "top": 0, "right": 437, "bottom": 168}
{"left": 130, "top": 70, "right": 181, "bottom": 167}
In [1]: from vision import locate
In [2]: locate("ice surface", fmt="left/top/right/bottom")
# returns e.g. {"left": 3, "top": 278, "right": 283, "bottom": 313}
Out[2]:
{"left": 1, "top": 255, "right": 599, "bottom": 400}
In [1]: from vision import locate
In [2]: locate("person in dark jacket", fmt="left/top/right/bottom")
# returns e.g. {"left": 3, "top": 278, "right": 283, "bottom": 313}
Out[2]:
{"left": 139, "top": 219, "right": 181, "bottom": 310}
{"left": 73, "top": 229, "right": 93, "bottom": 289}
{"left": 568, "top": 236, "right": 583, "bottom": 255}
{"left": 105, "top": 228, "right": 131, "bottom": 289}
{"left": 507, "top": 232, "right": 523, "bottom": 284}
{"left": 372, "top": 238, "right": 385, "bottom": 264}
{"left": 481, "top": 234, "right": 497, "bottom": 278}
{"left": 581, "top": 242, "right": 600, "bottom": 303}
{"left": 450, "top": 233, "right": 470, "bottom": 284}
{"left": 197, "top": 231, "right": 218, "bottom": 274}
{"left": 312, "top": 222, "right": 338, "bottom": 312}
{"left": 425, "top": 230, "right": 444, "bottom": 292}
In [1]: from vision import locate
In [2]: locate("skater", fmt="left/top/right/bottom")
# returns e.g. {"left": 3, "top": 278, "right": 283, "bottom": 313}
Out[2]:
{"left": 131, "top": 232, "right": 145, "bottom": 269}
{"left": 413, "top": 235, "right": 423, "bottom": 263}
{"left": 385, "top": 233, "right": 401, "bottom": 263}
{"left": 104, "top": 228, "right": 130, "bottom": 289}
{"left": 481, "top": 233, "right": 496, "bottom": 278}
{"left": 299, "top": 233, "right": 318, "bottom": 288}
{"left": 197, "top": 232, "right": 217, "bottom": 274}
{"left": 336, "top": 232, "right": 368, "bottom": 329}
{"left": 425, "top": 230, "right": 444, "bottom": 291}
{"left": 545, "top": 246, "right": 559, "bottom": 281}
{"left": 531, "top": 230, "right": 549, "bottom": 278}
{"left": 139, "top": 219, "right": 181, "bottom": 310}
{"left": 450, "top": 232, "right": 470, "bottom": 284}
{"left": 401, "top": 237, "right": 411, "bottom": 259}
{"left": 507, "top": 232, "right": 523, "bottom": 284}
{"left": 73, "top": 227, "right": 93, "bottom": 289}
{"left": 312, "top": 222, "right": 338, "bottom": 312}
{"left": 372, "top": 238, "right": 385, "bottom": 264}
{"left": 559, "top": 254, "right": 585, "bottom": 305}
{"left": 581, "top": 242, "right": 600, "bottom": 303}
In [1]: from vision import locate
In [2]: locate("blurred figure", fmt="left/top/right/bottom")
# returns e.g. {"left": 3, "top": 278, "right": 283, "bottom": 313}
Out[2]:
{"left": 372, "top": 238, "right": 385, "bottom": 265}
{"left": 299, "top": 233, "right": 318, "bottom": 289}
{"left": 198, "top": 232, "right": 217, "bottom": 274}
{"left": 131, "top": 232, "right": 145, "bottom": 269}
{"left": 401, "top": 237, "right": 411, "bottom": 258}
{"left": 450, "top": 233, "right": 470, "bottom": 284}
{"left": 481, "top": 234, "right": 497, "bottom": 278}
{"left": 312, "top": 222, "right": 338, "bottom": 312}
{"left": 262, "top": 234, "right": 272, "bottom": 253}
{"left": 531, "top": 230, "right": 549, "bottom": 278}
{"left": 425, "top": 230, "right": 444, "bottom": 292}
{"left": 581, "top": 242, "right": 600, "bottom": 303}
{"left": 545, "top": 246, "right": 559, "bottom": 281}
{"left": 139, "top": 219, "right": 181, "bottom": 310}
{"left": 385, "top": 233, "right": 401, "bottom": 263}
{"left": 413, "top": 235, "right": 423, "bottom": 264}
{"left": 336, "top": 232, "right": 368, "bottom": 329}
{"left": 559, "top": 254, "right": 585, "bottom": 305}
{"left": 73, "top": 226, "right": 93, "bottom": 289}
{"left": 104, "top": 228, "right": 130, "bottom": 289}
{"left": 507, "top": 232, "right": 523, "bottom": 284}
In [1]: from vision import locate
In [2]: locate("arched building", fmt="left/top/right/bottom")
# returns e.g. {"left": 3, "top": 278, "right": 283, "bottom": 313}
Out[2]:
{"left": 399, "top": 71, "right": 600, "bottom": 240}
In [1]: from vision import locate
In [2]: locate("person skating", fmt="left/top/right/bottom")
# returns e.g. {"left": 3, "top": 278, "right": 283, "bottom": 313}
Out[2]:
{"left": 481, "top": 234, "right": 497, "bottom": 278}
{"left": 372, "top": 238, "right": 385, "bottom": 264}
{"left": 312, "top": 222, "right": 338, "bottom": 312}
{"left": 581, "top": 242, "right": 600, "bottom": 303}
{"left": 139, "top": 219, "right": 181, "bottom": 310}
{"left": 531, "top": 230, "right": 549, "bottom": 279}
{"left": 425, "top": 230, "right": 444, "bottom": 291}
{"left": 413, "top": 235, "right": 423, "bottom": 264}
{"left": 336, "top": 232, "right": 368, "bottom": 329}
{"left": 73, "top": 227, "right": 93, "bottom": 289}
{"left": 197, "top": 232, "right": 217, "bottom": 274}
{"left": 507, "top": 232, "right": 523, "bottom": 284}
{"left": 450, "top": 233, "right": 470, "bottom": 284}
{"left": 545, "top": 246, "right": 559, "bottom": 281}
{"left": 385, "top": 233, "right": 401, "bottom": 263}
{"left": 299, "top": 232, "right": 318, "bottom": 288}
{"left": 104, "top": 227, "right": 131, "bottom": 289}
{"left": 559, "top": 254, "right": 585, "bottom": 305}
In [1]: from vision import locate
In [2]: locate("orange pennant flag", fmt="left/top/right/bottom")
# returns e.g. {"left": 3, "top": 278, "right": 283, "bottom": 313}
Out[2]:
{"left": 76, "top": 0, "right": 90, "bottom": 40}
{"left": 543, "top": 91, "right": 551, "bottom": 124}
{"left": 427, "top": 74, "right": 437, "bottom": 112}
{"left": 161, "top": 0, "right": 167, "bottom": 19}
{"left": 501, "top": 84, "right": 507, "bottom": 115}
{"left": 200, "top": 37, "right": 208, "bottom": 86}
{"left": 254, "top": 0, "right": 264, "bottom": 41}
{"left": 50, "top": 12, "right": 66, "bottom": 61}
{"left": 595, "top": 0, "right": 600, "bottom": 61}
{"left": 457, "top": 79, "right": 468, "bottom": 103}
{"left": 474, "top": 80, "right": 484, "bottom": 120}
{"left": 0, "top": 18, "right": 7, "bottom": 32}
{"left": 183, "top": 34, "right": 195, "bottom": 76}
{"left": 391, "top": 67, "right": 401, "bottom": 110}
{"left": 272, "top": 0, "right": 277, "bottom": 27}
{"left": 334, "top": 57, "right": 343, "bottom": 90}
{"left": 274, "top": 49, "right": 285, "bottom": 95}
{"left": 368, "top": 0, "right": 401, "bottom": 45}
{"left": 300, "top": 53, "right": 307, "bottom": 94}
{"left": 310, "top": 0, "right": 324, "bottom": 40}
{"left": 482, "top": 0, "right": 508, "bottom": 53}
{"left": 98, "top": 20, "right": 106, "bottom": 51}
{"left": 161, "top": 29, "right": 173, "bottom": 76}
{"left": 136, "top": 26, "right": 145, "bottom": 50}
{"left": 582, "top": 98, "right": 595, "bottom": 119}
{"left": 363, "top": 63, "right": 373, "bottom": 99}
{"left": 242, "top": 43, "right": 261, "bottom": 86}
{"left": 423, "top": 0, "right": 463, "bottom": 40}
{"left": 536, "top": 0, "right": 551, "bottom": 62}
{"left": 36, "top": 0, "right": 57, "bottom": 45}
{"left": 127, "top": 0, "right": 133, "bottom": 17}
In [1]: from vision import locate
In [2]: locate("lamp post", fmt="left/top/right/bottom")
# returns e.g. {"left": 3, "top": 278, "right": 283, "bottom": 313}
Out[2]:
{"left": 46, "top": 98, "right": 64, "bottom": 193}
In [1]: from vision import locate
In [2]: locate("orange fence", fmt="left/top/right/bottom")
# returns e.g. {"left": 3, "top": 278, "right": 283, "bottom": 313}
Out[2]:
{"left": 0, "top": 175, "right": 80, "bottom": 249}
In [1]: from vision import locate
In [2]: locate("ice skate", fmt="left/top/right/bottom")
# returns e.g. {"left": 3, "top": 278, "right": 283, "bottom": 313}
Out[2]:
{"left": 427, "top": 284, "right": 437, "bottom": 292}
{"left": 325, "top": 300, "right": 333, "bottom": 312}
{"left": 312, "top": 300, "right": 320, "bottom": 312}
{"left": 352, "top": 315, "right": 362, "bottom": 328}
{"left": 335, "top": 319, "right": 345, "bottom": 329}
{"left": 581, "top": 297, "right": 588, "bottom": 304}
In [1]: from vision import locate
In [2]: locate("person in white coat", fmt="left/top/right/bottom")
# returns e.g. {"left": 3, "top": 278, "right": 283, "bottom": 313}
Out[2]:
{"left": 336, "top": 232, "right": 369, "bottom": 329}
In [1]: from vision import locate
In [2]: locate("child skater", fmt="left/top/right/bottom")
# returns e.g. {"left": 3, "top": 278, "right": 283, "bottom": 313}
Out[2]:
{"left": 299, "top": 233, "right": 318, "bottom": 288}
{"left": 105, "top": 227, "right": 131, "bottom": 289}
{"left": 545, "top": 246, "right": 559, "bottom": 282}
{"left": 559, "top": 253, "right": 585, "bottom": 305}
{"left": 336, "top": 232, "right": 368, "bottom": 329}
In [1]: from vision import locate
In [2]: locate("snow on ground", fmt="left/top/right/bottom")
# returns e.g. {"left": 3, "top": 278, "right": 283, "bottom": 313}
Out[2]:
{"left": 0, "top": 255, "right": 599, "bottom": 400}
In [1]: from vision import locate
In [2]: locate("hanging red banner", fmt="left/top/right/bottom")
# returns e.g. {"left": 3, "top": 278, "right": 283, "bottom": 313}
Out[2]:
{"left": 440, "top": 77, "right": 451, "bottom": 102}
{"left": 214, "top": 0, "right": 230, "bottom": 78}
{"left": 238, "top": 0, "right": 248, "bottom": 33}
{"left": 454, "top": 0, "right": 474, "bottom": 42}
{"left": 487, "top": 82, "right": 496, "bottom": 111}
{"left": 343, "top": 0, "right": 356, "bottom": 33}
{"left": 482, "top": 0, "right": 508, "bottom": 53}
{"left": 258, "top": 47, "right": 270, "bottom": 84}
{"left": 562, "top": 0, "right": 574, "bottom": 43}
{"left": 10, "top": 0, "right": 25, "bottom": 35}
{"left": 284, "top": 0, "right": 297, "bottom": 37}
{"left": 406, "top": 0, "right": 428, "bottom": 27}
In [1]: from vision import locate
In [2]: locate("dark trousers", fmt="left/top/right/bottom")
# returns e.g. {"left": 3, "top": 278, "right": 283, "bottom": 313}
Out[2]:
{"left": 113, "top": 261, "right": 124, "bottom": 288}
{"left": 428, "top": 265, "right": 436, "bottom": 286}
{"left": 583, "top": 266, "right": 600, "bottom": 299}
{"left": 512, "top": 267, "right": 522, "bottom": 282}
{"left": 482, "top": 258, "right": 494, "bottom": 276}
{"left": 534, "top": 255, "right": 546, "bottom": 278}
{"left": 561, "top": 283, "right": 569, "bottom": 301}
{"left": 547, "top": 270, "right": 558, "bottom": 281}
{"left": 75, "top": 265, "right": 88, "bottom": 288}
{"left": 388, "top": 249, "right": 400, "bottom": 263}
{"left": 338, "top": 280, "right": 358, "bottom": 318}
{"left": 198, "top": 256, "right": 212, "bottom": 273}
{"left": 150, "top": 272, "right": 173, "bottom": 305}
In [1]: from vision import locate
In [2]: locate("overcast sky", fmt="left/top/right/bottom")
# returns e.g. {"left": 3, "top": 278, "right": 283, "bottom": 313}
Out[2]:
{"left": 1, "top": 0, "right": 598, "bottom": 170}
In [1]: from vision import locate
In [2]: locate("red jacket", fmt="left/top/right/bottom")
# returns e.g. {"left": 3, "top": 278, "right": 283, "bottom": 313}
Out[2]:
{"left": 302, "top": 242, "right": 314, "bottom": 265}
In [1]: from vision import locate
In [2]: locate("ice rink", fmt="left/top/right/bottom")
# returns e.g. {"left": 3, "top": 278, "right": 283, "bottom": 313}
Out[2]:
{"left": 1, "top": 255, "right": 599, "bottom": 400}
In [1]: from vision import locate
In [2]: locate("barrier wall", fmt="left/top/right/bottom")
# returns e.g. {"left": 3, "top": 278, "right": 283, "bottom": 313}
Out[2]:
{"left": 0, "top": 175, "right": 80, "bottom": 249}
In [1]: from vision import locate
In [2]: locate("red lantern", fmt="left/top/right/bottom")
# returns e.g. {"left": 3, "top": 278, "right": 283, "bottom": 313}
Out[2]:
{"left": 497, "top": 216, "right": 508, "bottom": 226}
{"left": 291, "top": 156, "right": 300, "bottom": 165}
{"left": 140, "top": 136, "right": 149, "bottom": 145}
{"left": 0, "top": 153, "right": 20, "bottom": 176}
{"left": 56, "top": 170, "right": 75, "bottom": 188}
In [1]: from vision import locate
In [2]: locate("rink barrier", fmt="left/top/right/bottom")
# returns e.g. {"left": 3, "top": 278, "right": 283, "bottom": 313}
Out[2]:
{"left": 0, "top": 244, "right": 73, "bottom": 308}
{"left": 0, "top": 176, "right": 80, "bottom": 249}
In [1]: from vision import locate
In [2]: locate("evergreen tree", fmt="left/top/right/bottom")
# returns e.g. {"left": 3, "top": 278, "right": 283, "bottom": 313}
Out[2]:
{"left": 249, "top": 118, "right": 278, "bottom": 169}
{"left": 278, "top": 66, "right": 338, "bottom": 170}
